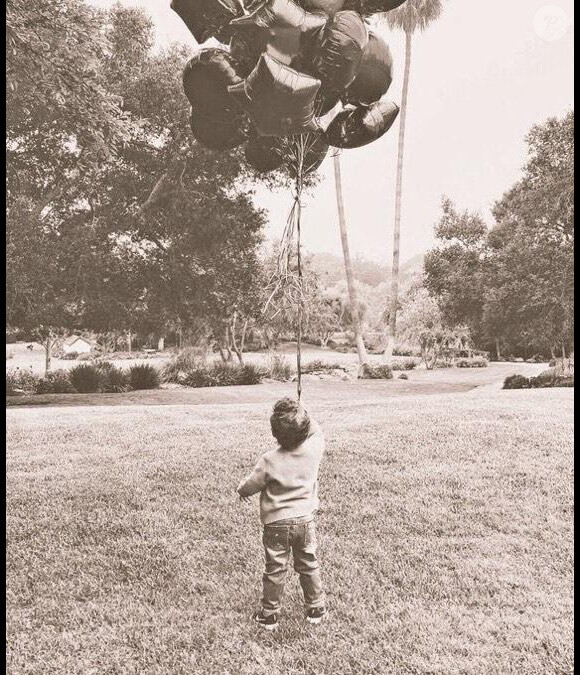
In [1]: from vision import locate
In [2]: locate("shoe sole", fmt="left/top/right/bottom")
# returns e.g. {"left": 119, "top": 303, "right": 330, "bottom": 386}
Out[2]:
{"left": 254, "top": 618, "right": 278, "bottom": 631}
{"left": 306, "top": 615, "right": 325, "bottom": 625}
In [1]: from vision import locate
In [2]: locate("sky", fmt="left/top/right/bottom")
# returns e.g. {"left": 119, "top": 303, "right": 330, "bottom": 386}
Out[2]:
{"left": 94, "top": 0, "right": 574, "bottom": 264}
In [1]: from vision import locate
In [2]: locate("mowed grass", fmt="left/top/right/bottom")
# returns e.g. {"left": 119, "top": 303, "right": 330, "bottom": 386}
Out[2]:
{"left": 6, "top": 388, "right": 574, "bottom": 674}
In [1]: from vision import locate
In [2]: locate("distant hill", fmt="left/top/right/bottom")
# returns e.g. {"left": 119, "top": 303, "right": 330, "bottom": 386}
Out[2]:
{"left": 308, "top": 252, "right": 424, "bottom": 288}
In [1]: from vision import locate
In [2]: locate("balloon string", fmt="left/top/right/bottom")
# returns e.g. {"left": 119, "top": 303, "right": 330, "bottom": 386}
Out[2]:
{"left": 295, "top": 137, "right": 304, "bottom": 402}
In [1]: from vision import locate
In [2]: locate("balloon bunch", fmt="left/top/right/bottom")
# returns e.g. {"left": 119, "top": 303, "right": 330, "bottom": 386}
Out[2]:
{"left": 173, "top": 0, "right": 405, "bottom": 175}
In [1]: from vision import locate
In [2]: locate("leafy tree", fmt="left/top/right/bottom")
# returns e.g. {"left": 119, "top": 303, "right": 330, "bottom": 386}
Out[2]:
{"left": 423, "top": 197, "right": 488, "bottom": 343}
{"left": 484, "top": 112, "right": 574, "bottom": 359}
{"left": 6, "top": 3, "right": 268, "bottom": 369}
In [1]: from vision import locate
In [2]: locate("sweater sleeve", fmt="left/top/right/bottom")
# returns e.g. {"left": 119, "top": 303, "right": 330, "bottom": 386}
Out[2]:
{"left": 237, "top": 455, "right": 269, "bottom": 497}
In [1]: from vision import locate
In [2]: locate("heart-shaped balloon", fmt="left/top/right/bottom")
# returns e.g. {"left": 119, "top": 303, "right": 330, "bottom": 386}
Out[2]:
{"left": 324, "top": 99, "right": 399, "bottom": 148}
{"left": 183, "top": 48, "right": 243, "bottom": 116}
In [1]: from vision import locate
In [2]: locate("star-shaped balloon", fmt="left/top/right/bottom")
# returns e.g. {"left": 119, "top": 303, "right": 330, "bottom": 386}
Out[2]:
{"left": 228, "top": 53, "right": 321, "bottom": 136}
{"left": 229, "top": 0, "right": 326, "bottom": 66}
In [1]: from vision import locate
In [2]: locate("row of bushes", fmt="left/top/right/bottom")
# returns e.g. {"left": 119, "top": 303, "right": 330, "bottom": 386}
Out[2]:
{"left": 503, "top": 373, "right": 574, "bottom": 390}
{"left": 455, "top": 357, "right": 489, "bottom": 368}
{"left": 6, "top": 360, "right": 269, "bottom": 396}
{"left": 6, "top": 363, "right": 160, "bottom": 396}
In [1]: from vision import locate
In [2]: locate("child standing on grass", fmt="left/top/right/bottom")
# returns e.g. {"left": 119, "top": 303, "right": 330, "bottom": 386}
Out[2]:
{"left": 237, "top": 397, "right": 326, "bottom": 630}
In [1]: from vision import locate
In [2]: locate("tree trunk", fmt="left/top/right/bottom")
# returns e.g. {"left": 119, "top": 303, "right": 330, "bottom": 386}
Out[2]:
{"left": 495, "top": 337, "right": 501, "bottom": 361}
{"left": 333, "top": 153, "right": 368, "bottom": 369}
{"left": 157, "top": 336, "right": 165, "bottom": 351}
{"left": 44, "top": 333, "right": 53, "bottom": 375}
{"left": 125, "top": 330, "right": 133, "bottom": 353}
{"left": 385, "top": 31, "right": 412, "bottom": 364}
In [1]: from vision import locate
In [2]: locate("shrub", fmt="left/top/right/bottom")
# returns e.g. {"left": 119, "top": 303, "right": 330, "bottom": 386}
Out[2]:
{"left": 267, "top": 353, "right": 293, "bottom": 381}
{"left": 529, "top": 373, "right": 574, "bottom": 389}
{"left": 182, "top": 362, "right": 266, "bottom": 388}
{"left": 6, "top": 369, "right": 39, "bottom": 396}
{"left": 35, "top": 370, "right": 77, "bottom": 394}
{"left": 6, "top": 351, "right": 14, "bottom": 361}
{"left": 358, "top": 363, "right": 393, "bottom": 380}
{"left": 503, "top": 374, "right": 530, "bottom": 390}
{"left": 60, "top": 351, "right": 79, "bottom": 361}
{"left": 239, "top": 364, "right": 266, "bottom": 385}
{"left": 390, "top": 358, "right": 420, "bottom": 371}
{"left": 129, "top": 364, "right": 160, "bottom": 390}
{"left": 162, "top": 348, "right": 206, "bottom": 383}
{"left": 97, "top": 363, "right": 131, "bottom": 393}
{"left": 301, "top": 360, "right": 345, "bottom": 374}
{"left": 77, "top": 353, "right": 94, "bottom": 361}
{"left": 69, "top": 364, "right": 102, "bottom": 393}
{"left": 455, "top": 356, "right": 489, "bottom": 368}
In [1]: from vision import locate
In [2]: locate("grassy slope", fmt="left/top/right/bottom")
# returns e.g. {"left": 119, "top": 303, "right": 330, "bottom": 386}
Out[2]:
{"left": 6, "top": 388, "right": 573, "bottom": 674}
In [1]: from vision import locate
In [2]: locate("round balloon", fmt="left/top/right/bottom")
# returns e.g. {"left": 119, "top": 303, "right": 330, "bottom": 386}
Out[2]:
{"left": 324, "top": 99, "right": 399, "bottom": 148}
{"left": 245, "top": 132, "right": 284, "bottom": 172}
{"left": 343, "top": 31, "right": 393, "bottom": 105}
{"left": 298, "top": 134, "right": 330, "bottom": 176}
{"left": 311, "top": 11, "right": 368, "bottom": 100}
{"left": 189, "top": 111, "right": 247, "bottom": 150}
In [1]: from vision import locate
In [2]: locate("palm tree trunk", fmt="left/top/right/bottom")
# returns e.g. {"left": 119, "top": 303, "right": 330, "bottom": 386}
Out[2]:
{"left": 333, "top": 153, "right": 368, "bottom": 367}
{"left": 385, "top": 30, "right": 412, "bottom": 363}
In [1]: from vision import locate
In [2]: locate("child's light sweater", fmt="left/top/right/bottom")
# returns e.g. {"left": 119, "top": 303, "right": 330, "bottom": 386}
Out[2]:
{"left": 237, "top": 422, "right": 325, "bottom": 525}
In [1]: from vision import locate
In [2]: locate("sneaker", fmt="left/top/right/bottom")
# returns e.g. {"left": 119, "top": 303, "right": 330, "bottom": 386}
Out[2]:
{"left": 306, "top": 607, "right": 327, "bottom": 624}
{"left": 253, "top": 610, "right": 278, "bottom": 630}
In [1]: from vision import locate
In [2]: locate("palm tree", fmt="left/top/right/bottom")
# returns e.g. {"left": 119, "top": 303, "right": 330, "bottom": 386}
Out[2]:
{"left": 333, "top": 153, "right": 368, "bottom": 368}
{"left": 383, "top": 0, "right": 443, "bottom": 362}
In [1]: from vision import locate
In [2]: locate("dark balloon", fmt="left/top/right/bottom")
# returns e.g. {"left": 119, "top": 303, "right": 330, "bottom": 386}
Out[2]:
{"left": 183, "top": 49, "right": 247, "bottom": 150}
{"left": 324, "top": 99, "right": 399, "bottom": 148}
{"left": 228, "top": 54, "right": 321, "bottom": 137}
{"left": 170, "top": 0, "right": 242, "bottom": 44}
{"left": 311, "top": 11, "right": 368, "bottom": 100}
{"left": 229, "top": 33, "right": 264, "bottom": 78}
{"left": 245, "top": 132, "right": 284, "bottom": 172}
{"left": 344, "top": 31, "right": 392, "bottom": 105}
{"left": 183, "top": 48, "right": 243, "bottom": 115}
{"left": 230, "top": 0, "right": 326, "bottom": 67}
{"left": 341, "top": 0, "right": 406, "bottom": 15}
{"left": 296, "top": 0, "right": 345, "bottom": 17}
{"left": 189, "top": 111, "right": 247, "bottom": 150}
{"left": 299, "top": 134, "right": 330, "bottom": 175}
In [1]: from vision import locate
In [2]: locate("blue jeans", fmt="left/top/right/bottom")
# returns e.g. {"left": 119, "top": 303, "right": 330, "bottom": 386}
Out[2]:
{"left": 261, "top": 516, "right": 325, "bottom": 616}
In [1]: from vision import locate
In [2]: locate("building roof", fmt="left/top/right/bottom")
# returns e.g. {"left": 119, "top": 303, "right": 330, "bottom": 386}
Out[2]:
{"left": 64, "top": 335, "right": 94, "bottom": 347}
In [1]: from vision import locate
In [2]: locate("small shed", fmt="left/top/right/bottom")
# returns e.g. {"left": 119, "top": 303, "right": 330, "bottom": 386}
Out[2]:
{"left": 62, "top": 336, "right": 94, "bottom": 355}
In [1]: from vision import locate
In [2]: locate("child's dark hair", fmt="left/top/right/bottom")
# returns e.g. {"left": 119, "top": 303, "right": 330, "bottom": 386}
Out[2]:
{"left": 270, "top": 397, "right": 311, "bottom": 450}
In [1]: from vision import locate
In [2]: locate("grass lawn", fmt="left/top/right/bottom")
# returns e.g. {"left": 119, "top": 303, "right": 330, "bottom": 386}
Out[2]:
{"left": 6, "top": 385, "right": 574, "bottom": 674}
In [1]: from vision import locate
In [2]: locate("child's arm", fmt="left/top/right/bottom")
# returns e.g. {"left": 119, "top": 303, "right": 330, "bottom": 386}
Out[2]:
{"left": 237, "top": 454, "right": 268, "bottom": 499}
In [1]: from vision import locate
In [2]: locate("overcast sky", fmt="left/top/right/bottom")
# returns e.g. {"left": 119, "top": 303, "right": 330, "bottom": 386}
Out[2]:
{"left": 94, "top": 0, "right": 574, "bottom": 263}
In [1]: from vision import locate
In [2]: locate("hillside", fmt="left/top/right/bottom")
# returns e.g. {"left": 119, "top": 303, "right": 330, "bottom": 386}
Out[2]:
{"left": 308, "top": 252, "right": 424, "bottom": 288}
